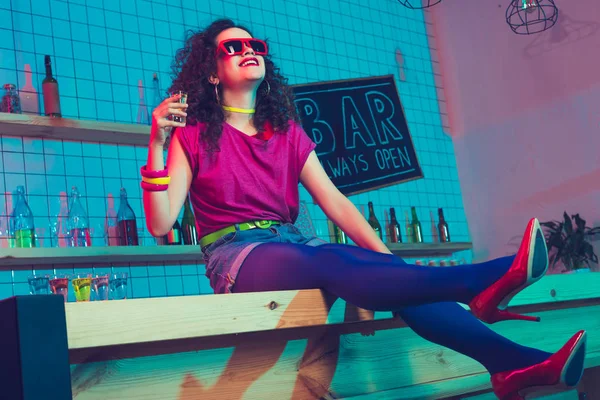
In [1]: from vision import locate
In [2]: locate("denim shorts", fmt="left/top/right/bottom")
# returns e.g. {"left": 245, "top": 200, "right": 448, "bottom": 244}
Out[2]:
{"left": 201, "top": 223, "right": 327, "bottom": 294}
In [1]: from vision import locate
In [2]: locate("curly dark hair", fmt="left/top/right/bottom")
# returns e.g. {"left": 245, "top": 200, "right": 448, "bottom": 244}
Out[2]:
{"left": 169, "top": 19, "right": 299, "bottom": 152}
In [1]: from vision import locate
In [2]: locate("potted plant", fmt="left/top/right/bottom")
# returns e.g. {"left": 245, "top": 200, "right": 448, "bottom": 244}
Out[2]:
{"left": 540, "top": 212, "right": 600, "bottom": 273}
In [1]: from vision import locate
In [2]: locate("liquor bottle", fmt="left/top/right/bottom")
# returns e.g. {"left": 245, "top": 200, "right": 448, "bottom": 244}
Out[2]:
{"left": 181, "top": 196, "right": 198, "bottom": 245}
{"left": 165, "top": 219, "right": 182, "bottom": 245}
{"left": 410, "top": 206, "right": 423, "bottom": 243}
{"left": 367, "top": 202, "right": 383, "bottom": 240}
{"left": 388, "top": 208, "right": 402, "bottom": 243}
{"left": 333, "top": 222, "right": 348, "bottom": 244}
{"left": 117, "top": 188, "right": 139, "bottom": 246}
{"left": 437, "top": 208, "right": 451, "bottom": 242}
{"left": 42, "top": 55, "right": 61, "bottom": 117}
{"left": 105, "top": 193, "right": 119, "bottom": 246}
{"left": 11, "top": 186, "right": 36, "bottom": 248}
{"left": 49, "top": 191, "right": 69, "bottom": 247}
{"left": 19, "top": 64, "right": 39, "bottom": 115}
{"left": 404, "top": 210, "right": 413, "bottom": 243}
{"left": 67, "top": 186, "right": 91, "bottom": 247}
{"left": 430, "top": 210, "right": 439, "bottom": 243}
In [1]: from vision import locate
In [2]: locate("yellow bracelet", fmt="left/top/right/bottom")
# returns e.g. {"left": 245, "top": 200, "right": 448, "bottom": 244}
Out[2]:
{"left": 142, "top": 176, "right": 171, "bottom": 185}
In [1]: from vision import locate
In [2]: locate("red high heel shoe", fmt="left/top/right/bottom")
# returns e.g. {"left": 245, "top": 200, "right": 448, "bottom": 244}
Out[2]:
{"left": 469, "top": 218, "right": 548, "bottom": 324}
{"left": 491, "top": 330, "right": 587, "bottom": 400}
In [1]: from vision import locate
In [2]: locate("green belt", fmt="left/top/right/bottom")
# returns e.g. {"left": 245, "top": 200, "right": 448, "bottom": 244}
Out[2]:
{"left": 200, "top": 220, "right": 280, "bottom": 248}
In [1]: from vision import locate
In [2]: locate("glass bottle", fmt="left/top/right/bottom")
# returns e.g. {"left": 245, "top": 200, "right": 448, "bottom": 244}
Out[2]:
{"left": 1, "top": 83, "right": 22, "bottom": 114}
{"left": 333, "top": 223, "right": 348, "bottom": 244}
{"left": 438, "top": 208, "right": 451, "bottom": 243}
{"left": 11, "top": 186, "right": 35, "bottom": 248}
{"left": 410, "top": 206, "right": 423, "bottom": 243}
{"left": 181, "top": 196, "right": 197, "bottom": 245}
{"left": 105, "top": 193, "right": 119, "bottom": 246}
{"left": 117, "top": 188, "right": 139, "bottom": 246}
{"left": 42, "top": 55, "right": 61, "bottom": 117}
{"left": 67, "top": 186, "right": 91, "bottom": 247}
{"left": 388, "top": 207, "right": 402, "bottom": 243}
{"left": 165, "top": 219, "right": 182, "bottom": 245}
{"left": 49, "top": 191, "right": 69, "bottom": 247}
{"left": 404, "top": 210, "right": 413, "bottom": 243}
{"left": 19, "top": 64, "right": 39, "bottom": 115}
{"left": 367, "top": 201, "right": 383, "bottom": 240}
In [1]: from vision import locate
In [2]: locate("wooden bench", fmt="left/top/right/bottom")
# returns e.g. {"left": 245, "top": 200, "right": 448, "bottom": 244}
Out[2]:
{"left": 2, "top": 273, "right": 600, "bottom": 399}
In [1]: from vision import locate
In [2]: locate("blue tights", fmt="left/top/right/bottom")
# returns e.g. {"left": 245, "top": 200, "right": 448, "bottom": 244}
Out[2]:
{"left": 232, "top": 243, "right": 551, "bottom": 375}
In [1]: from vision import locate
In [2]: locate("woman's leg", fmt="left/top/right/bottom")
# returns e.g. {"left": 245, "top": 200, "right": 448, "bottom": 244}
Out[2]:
{"left": 233, "top": 242, "right": 551, "bottom": 374}
{"left": 234, "top": 242, "right": 515, "bottom": 308}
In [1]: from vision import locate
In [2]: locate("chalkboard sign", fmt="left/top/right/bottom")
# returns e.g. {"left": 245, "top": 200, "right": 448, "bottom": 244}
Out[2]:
{"left": 293, "top": 75, "right": 423, "bottom": 196}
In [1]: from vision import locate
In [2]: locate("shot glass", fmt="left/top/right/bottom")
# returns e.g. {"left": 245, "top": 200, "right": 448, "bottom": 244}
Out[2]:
{"left": 72, "top": 274, "right": 92, "bottom": 302}
{"left": 49, "top": 274, "right": 70, "bottom": 302}
{"left": 170, "top": 90, "right": 187, "bottom": 123}
{"left": 109, "top": 272, "right": 128, "bottom": 300}
{"left": 92, "top": 274, "right": 109, "bottom": 301}
{"left": 28, "top": 274, "right": 50, "bottom": 295}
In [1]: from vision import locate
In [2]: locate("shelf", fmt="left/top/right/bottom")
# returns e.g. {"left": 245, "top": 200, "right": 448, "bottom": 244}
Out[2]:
{"left": 387, "top": 242, "right": 473, "bottom": 257}
{"left": 0, "top": 245, "right": 204, "bottom": 268}
{"left": 0, "top": 242, "right": 472, "bottom": 268}
{"left": 0, "top": 112, "right": 150, "bottom": 146}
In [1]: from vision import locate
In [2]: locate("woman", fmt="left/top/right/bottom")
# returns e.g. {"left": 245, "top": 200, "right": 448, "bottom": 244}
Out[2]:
{"left": 142, "top": 19, "right": 586, "bottom": 399}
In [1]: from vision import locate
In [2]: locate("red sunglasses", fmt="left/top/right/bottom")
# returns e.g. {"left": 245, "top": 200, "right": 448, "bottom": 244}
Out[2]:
{"left": 216, "top": 38, "right": 268, "bottom": 57}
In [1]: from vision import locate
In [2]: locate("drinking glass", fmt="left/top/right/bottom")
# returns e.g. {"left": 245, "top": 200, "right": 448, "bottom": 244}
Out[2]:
{"left": 109, "top": 272, "right": 128, "bottom": 300}
{"left": 28, "top": 274, "right": 50, "bottom": 295}
{"left": 72, "top": 274, "right": 92, "bottom": 302}
{"left": 92, "top": 274, "right": 109, "bottom": 301}
{"left": 170, "top": 90, "right": 187, "bottom": 123}
{"left": 49, "top": 274, "right": 70, "bottom": 302}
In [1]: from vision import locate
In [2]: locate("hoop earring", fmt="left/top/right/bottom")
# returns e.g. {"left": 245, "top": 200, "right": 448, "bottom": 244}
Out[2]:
{"left": 262, "top": 80, "right": 271, "bottom": 96}
{"left": 214, "top": 83, "right": 220, "bottom": 104}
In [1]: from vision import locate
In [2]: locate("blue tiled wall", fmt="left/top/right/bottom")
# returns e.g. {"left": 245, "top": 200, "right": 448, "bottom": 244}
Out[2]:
{"left": 0, "top": 0, "right": 471, "bottom": 299}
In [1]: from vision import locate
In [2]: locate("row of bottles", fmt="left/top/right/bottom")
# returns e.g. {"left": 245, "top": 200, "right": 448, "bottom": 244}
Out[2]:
{"left": 7, "top": 185, "right": 198, "bottom": 248}
{"left": 156, "top": 197, "right": 197, "bottom": 246}
{"left": 2, "top": 55, "right": 164, "bottom": 126}
{"left": 1, "top": 56, "right": 61, "bottom": 117}
{"left": 331, "top": 203, "right": 451, "bottom": 245}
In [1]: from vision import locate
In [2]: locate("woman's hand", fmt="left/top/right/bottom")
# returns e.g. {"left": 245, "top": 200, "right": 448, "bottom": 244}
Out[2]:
{"left": 149, "top": 94, "right": 188, "bottom": 147}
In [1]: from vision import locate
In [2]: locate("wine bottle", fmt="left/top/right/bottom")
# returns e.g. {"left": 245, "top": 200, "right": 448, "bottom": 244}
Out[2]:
{"left": 388, "top": 207, "right": 402, "bottom": 243}
{"left": 333, "top": 222, "right": 348, "bottom": 244}
{"left": 404, "top": 210, "right": 413, "bottom": 243}
{"left": 410, "top": 206, "right": 423, "bottom": 243}
{"left": 367, "top": 202, "right": 383, "bottom": 240}
{"left": 105, "top": 194, "right": 119, "bottom": 246}
{"left": 437, "top": 208, "right": 451, "bottom": 242}
{"left": 11, "top": 186, "right": 36, "bottom": 248}
{"left": 67, "top": 186, "right": 91, "bottom": 247}
{"left": 181, "top": 196, "right": 198, "bottom": 245}
{"left": 117, "top": 188, "right": 139, "bottom": 246}
{"left": 165, "top": 219, "right": 182, "bottom": 245}
{"left": 42, "top": 55, "right": 61, "bottom": 117}
{"left": 19, "top": 64, "right": 39, "bottom": 115}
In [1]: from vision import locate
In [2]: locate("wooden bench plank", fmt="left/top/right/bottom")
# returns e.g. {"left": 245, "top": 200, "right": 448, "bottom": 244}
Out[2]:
{"left": 69, "top": 305, "right": 600, "bottom": 400}
{"left": 65, "top": 273, "right": 600, "bottom": 351}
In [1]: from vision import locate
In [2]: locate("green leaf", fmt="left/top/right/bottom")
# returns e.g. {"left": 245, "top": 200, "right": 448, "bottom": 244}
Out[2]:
{"left": 572, "top": 214, "right": 586, "bottom": 232}
{"left": 563, "top": 212, "right": 573, "bottom": 235}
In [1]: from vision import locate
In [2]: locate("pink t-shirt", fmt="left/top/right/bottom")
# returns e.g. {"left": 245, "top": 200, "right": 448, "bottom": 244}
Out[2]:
{"left": 175, "top": 121, "right": 316, "bottom": 239}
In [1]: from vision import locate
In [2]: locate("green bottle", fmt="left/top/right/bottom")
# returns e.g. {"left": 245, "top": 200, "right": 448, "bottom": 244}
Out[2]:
{"left": 368, "top": 202, "right": 383, "bottom": 240}
{"left": 410, "top": 206, "right": 423, "bottom": 243}
{"left": 181, "top": 197, "right": 198, "bottom": 245}
{"left": 333, "top": 223, "right": 348, "bottom": 244}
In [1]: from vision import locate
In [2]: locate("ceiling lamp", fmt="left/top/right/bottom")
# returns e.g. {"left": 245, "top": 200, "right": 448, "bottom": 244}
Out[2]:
{"left": 397, "top": 0, "right": 442, "bottom": 9}
{"left": 506, "top": 0, "right": 559, "bottom": 35}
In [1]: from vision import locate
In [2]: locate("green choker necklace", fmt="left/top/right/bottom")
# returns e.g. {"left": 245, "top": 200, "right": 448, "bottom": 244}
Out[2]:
{"left": 222, "top": 105, "right": 255, "bottom": 114}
